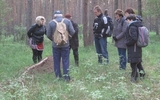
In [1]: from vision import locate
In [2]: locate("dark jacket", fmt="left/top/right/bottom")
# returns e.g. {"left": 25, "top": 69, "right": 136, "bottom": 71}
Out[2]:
{"left": 93, "top": 13, "right": 108, "bottom": 38}
{"left": 27, "top": 24, "right": 46, "bottom": 43}
{"left": 126, "top": 21, "right": 143, "bottom": 63}
{"left": 69, "top": 20, "right": 79, "bottom": 49}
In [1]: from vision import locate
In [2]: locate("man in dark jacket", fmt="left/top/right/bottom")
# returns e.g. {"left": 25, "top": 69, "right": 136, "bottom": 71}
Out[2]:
{"left": 65, "top": 14, "right": 79, "bottom": 66}
{"left": 126, "top": 14, "right": 145, "bottom": 83}
{"left": 47, "top": 10, "right": 75, "bottom": 82}
{"left": 93, "top": 5, "right": 109, "bottom": 64}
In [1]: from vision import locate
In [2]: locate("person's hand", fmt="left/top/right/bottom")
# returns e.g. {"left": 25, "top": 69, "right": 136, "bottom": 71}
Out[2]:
{"left": 113, "top": 36, "right": 118, "bottom": 41}
{"left": 100, "top": 34, "right": 103, "bottom": 38}
{"left": 97, "top": 34, "right": 103, "bottom": 38}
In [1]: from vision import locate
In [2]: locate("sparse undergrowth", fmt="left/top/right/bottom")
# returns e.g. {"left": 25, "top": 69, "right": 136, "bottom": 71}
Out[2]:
{"left": 0, "top": 33, "right": 160, "bottom": 100}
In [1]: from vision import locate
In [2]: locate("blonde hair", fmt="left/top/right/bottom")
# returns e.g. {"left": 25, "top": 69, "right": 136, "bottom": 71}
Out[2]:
{"left": 35, "top": 16, "right": 46, "bottom": 26}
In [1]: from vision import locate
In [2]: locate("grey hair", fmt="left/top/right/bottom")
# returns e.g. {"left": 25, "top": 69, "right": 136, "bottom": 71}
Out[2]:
{"left": 54, "top": 14, "right": 63, "bottom": 18}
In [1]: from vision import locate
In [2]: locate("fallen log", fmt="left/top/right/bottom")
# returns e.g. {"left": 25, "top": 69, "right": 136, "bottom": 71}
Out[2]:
{"left": 19, "top": 57, "right": 49, "bottom": 78}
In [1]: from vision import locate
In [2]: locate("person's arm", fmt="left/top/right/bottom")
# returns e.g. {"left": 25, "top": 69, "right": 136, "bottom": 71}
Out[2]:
{"left": 72, "top": 21, "right": 79, "bottom": 34}
{"left": 46, "top": 21, "right": 54, "bottom": 41}
{"left": 27, "top": 24, "right": 36, "bottom": 38}
{"left": 68, "top": 20, "right": 75, "bottom": 36}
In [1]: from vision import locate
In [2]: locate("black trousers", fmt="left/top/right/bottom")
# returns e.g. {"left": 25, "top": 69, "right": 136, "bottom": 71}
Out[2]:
{"left": 32, "top": 49, "right": 43, "bottom": 63}
{"left": 130, "top": 62, "right": 145, "bottom": 80}
{"left": 71, "top": 48, "right": 79, "bottom": 66}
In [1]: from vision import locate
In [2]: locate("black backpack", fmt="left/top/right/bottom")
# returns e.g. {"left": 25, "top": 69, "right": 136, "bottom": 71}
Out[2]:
{"left": 106, "top": 16, "right": 114, "bottom": 37}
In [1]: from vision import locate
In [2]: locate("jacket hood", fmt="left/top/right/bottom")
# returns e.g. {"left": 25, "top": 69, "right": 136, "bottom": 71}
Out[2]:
{"left": 130, "top": 21, "right": 142, "bottom": 27}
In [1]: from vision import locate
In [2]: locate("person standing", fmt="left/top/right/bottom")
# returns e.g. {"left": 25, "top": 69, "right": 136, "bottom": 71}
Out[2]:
{"left": 93, "top": 5, "right": 109, "bottom": 64}
{"left": 125, "top": 14, "right": 145, "bottom": 83}
{"left": 47, "top": 10, "right": 75, "bottom": 81}
{"left": 65, "top": 14, "right": 79, "bottom": 66}
{"left": 27, "top": 16, "right": 46, "bottom": 64}
{"left": 113, "top": 9, "right": 128, "bottom": 70}
{"left": 125, "top": 8, "right": 145, "bottom": 79}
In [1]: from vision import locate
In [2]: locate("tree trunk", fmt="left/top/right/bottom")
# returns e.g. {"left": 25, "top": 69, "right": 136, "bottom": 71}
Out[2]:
{"left": 26, "top": 0, "right": 33, "bottom": 44}
{"left": 114, "top": 0, "right": 118, "bottom": 11}
{"left": 52, "top": 0, "right": 55, "bottom": 19}
{"left": 82, "top": 0, "right": 89, "bottom": 47}
{"left": 138, "top": 0, "right": 142, "bottom": 17}
{"left": 155, "top": 16, "right": 159, "bottom": 35}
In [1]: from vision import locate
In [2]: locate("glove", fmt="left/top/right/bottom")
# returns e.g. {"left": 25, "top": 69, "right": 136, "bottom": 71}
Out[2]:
{"left": 113, "top": 36, "right": 118, "bottom": 41}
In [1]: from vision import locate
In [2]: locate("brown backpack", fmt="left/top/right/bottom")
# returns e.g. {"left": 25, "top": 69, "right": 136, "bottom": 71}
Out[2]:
{"left": 53, "top": 19, "right": 69, "bottom": 45}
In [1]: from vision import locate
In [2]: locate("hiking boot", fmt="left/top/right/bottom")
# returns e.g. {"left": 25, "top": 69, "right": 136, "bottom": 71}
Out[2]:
{"left": 64, "top": 75, "right": 70, "bottom": 82}
{"left": 98, "top": 55, "right": 102, "bottom": 64}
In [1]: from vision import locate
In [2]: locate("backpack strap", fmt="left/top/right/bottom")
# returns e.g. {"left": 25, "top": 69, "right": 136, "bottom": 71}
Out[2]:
{"left": 61, "top": 18, "right": 65, "bottom": 23}
{"left": 53, "top": 18, "right": 71, "bottom": 37}
{"left": 52, "top": 19, "right": 58, "bottom": 24}
{"left": 53, "top": 18, "right": 66, "bottom": 25}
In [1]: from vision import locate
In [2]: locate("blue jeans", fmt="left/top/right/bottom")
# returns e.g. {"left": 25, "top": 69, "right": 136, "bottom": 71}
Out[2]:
{"left": 52, "top": 46, "right": 70, "bottom": 80}
{"left": 117, "top": 48, "right": 127, "bottom": 69}
{"left": 94, "top": 37, "right": 109, "bottom": 63}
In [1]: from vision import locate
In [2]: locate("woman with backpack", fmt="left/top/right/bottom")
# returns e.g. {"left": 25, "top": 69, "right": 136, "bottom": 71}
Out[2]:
{"left": 27, "top": 16, "right": 46, "bottom": 64}
{"left": 125, "top": 14, "right": 145, "bottom": 83}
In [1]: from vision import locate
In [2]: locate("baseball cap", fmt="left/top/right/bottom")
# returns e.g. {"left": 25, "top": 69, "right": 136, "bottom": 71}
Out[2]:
{"left": 54, "top": 10, "right": 62, "bottom": 15}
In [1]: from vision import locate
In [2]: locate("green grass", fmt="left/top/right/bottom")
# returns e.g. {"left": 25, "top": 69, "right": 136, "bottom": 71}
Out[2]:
{"left": 0, "top": 33, "right": 160, "bottom": 100}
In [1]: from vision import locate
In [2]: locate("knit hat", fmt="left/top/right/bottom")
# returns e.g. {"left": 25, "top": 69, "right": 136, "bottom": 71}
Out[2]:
{"left": 65, "top": 14, "right": 72, "bottom": 19}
